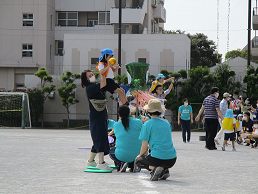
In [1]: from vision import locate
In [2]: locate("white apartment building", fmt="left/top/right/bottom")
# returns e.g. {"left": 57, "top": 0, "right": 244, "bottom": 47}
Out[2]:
{"left": 1, "top": 0, "right": 190, "bottom": 125}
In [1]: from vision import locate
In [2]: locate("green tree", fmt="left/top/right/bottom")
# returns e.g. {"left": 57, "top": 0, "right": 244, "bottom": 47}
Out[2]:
{"left": 189, "top": 33, "right": 222, "bottom": 68}
{"left": 34, "top": 67, "right": 56, "bottom": 127}
{"left": 179, "top": 66, "right": 215, "bottom": 103}
{"left": 57, "top": 70, "right": 80, "bottom": 128}
{"left": 225, "top": 49, "right": 248, "bottom": 61}
{"left": 214, "top": 64, "right": 241, "bottom": 95}
{"left": 243, "top": 65, "right": 258, "bottom": 102}
{"left": 164, "top": 30, "right": 222, "bottom": 68}
{"left": 163, "top": 29, "right": 186, "bottom": 34}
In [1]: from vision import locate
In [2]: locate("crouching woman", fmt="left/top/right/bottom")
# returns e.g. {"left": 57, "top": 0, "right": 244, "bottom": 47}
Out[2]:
{"left": 135, "top": 99, "right": 177, "bottom": 181}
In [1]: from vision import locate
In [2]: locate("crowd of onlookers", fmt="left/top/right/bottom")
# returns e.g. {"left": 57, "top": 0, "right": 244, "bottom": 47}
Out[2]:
{"left": 217, "top": 91, "right": 258, "bottom": 148}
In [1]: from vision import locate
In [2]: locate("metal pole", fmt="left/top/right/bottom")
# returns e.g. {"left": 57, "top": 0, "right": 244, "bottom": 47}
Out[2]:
{"left": 248, "top": 0, "right": 252, "bottom": 67}
{"left": 21, "top": 93, "right": 25, "bottom": 129}
{"left": 117, "top": 0, "right": 122, "bottom": 120}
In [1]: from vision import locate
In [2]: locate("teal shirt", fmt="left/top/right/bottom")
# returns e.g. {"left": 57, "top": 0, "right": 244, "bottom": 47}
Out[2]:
{"left": 178, "top": 105, "right": 192, "bottom": 120}
{"left": 108, "top": 119, "right": 115, "bottom": 131}
{"left": 139, "top": 117, "right": 177, "bottom": 160}
{"left": 114, "top": 118, "right": 143, "bottom": 163}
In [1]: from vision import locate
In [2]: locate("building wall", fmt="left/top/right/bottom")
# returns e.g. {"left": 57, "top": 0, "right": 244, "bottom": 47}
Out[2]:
{"left": 210, "top": 56, "right": 258, "bottom": 84}
{"left": 0, "top": 0, "right": 55, "bottom": 90}
{"left": 62, "top": 34, "right": 190, "bottom": 75}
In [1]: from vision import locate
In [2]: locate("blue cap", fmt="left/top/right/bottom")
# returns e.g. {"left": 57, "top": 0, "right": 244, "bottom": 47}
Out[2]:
{"left": 99, "top": 48, "right": 114, "bottom": 62}
{"left": 225, "top": 109, "right": 234, "bottom": 118}
{"left": 157, "top": 74, "right": 165, "bottom": 79}
{"left": 237, "top": 114, "right": 243, "bottom": 120}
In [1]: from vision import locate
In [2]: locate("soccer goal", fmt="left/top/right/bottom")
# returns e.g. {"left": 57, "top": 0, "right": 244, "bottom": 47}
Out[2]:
{"left": 0, "top": 92, "right": 31, "bottom": 128}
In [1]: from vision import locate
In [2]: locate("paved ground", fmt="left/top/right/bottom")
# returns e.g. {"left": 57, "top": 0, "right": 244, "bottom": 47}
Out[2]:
{"left": 0, "top": 129, "right": 257, "bottom": 194}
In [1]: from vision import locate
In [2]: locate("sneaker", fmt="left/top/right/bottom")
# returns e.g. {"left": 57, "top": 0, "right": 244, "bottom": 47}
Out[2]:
{"left": 96, "top": 162, "right": 113, "bottom": 171}
{"left": 159, "top": 169, "right": 170, "bottom": 180}
{"left": 245, "top": 143, "right": 250, "bottom": 146}
{"left": 214, "top": 139, "right": 220, "bottom": 145}
{"left": 86, "top": 160, "right": 97, "bottom": 167}
{"left": 221, "top": 146, "right": 225, "bottom": 151}
{"left": 183, "top": 141, "right": 186, "bottom": 143}
{"left": 205, "top": 145, "right": 213, "bottom": 150}
{"left": 133, "top": 161, "right": 141, "bottom": 173}
{"left": 232, "top": 147, "right": 236, "bottom": 151}
{"left": 187, "top": 140, "right": 190, "bottom": 143}
{"left": 120, "top": 162, "right": 129, "bottom": 172}
{"left": 150, "top": 167, "right": 163, "bottom": 181}
{"left": 212, "top": 147, "right": 217, "bottom": 150}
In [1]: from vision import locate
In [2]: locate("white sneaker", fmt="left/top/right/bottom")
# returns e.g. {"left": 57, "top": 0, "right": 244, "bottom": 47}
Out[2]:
{"left": 232, "top": 147, "right": 236, "bottom": 151}
{"left": 86, "top": 160, "right": 97, "bottom": 167}
{"left": 97, "top": 162, "right": 113, "bottom": 171}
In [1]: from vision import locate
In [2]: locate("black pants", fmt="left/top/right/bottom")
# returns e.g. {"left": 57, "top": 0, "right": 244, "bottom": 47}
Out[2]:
{"left": 136, "top": 155, "right": 177, "bottom": 170}
{"left": 181, "top": 119, "right": 191, "bottom": 142}
{"left": 109, "top": 147, "right": 134, "bottom": 171}
{"left": 205, "top": 118, "right": 219, "bottom": 148}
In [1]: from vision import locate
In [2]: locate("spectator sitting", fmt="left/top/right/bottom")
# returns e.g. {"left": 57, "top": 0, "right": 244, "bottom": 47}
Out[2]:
{"left": 245, "top": 121, "right": 258, "bottom": 148}
{"left": 241, "top": 112, "right": 254, "bottom": 146}
{"left": 109, "top": 105, "right": 143, "bottom": 172}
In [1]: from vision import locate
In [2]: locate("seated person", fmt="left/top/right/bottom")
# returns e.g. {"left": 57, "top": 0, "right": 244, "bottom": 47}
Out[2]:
{"left": 135, "top": 99, "right": 177, "bottom": 181}
{"left": 245, "top": 121, "right": 258, "bottom": 148}
{"left": 109, "top": 105, "right": 143, "bottom": 172}
{"left": 241, "top": 112, "right": 254, "bottom": 146}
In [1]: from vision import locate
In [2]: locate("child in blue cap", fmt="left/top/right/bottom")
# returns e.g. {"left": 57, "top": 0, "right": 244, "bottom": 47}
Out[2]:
{"left": 151, "top": 73, "right": 175, "bottom": 93}
{"left": 97, "top": 48, "right": 128, "bottom": 105}
{"left": 222, "top": 109, "right": 238, "bottom": 151}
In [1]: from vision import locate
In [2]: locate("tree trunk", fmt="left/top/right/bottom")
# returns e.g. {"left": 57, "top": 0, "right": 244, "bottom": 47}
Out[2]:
{"left": 67, "top": 107, "right": 70, "bottom": 128}
{"left": 41, "top": 93, "right": 44, "bottom": 128}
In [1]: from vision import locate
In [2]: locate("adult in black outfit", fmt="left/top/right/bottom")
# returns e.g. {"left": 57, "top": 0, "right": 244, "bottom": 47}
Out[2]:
{"left": 81, "top": 69, "right": 112, "bottom": 171}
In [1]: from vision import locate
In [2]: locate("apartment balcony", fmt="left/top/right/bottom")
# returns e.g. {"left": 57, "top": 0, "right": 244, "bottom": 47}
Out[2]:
{"left": 253, "top": 7, "right": 258, "bottom": 30}
{"left": 110, "top": 0, "right": 147, "bottom": 24}
{"left": 110, "top": 8, "right": 146, "bottom": 24}
{"left": 153, "top": 4, "right": 166, "bottom": 23}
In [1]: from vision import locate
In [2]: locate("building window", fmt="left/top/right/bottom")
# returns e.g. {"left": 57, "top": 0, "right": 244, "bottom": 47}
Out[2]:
{"left": 50, "top": 45, "right": 52, "bottom": 60}
{"left": 151, "top": 22, "right": 156, "bottom": 33}
{"left": 23, "top": 13, "right": 33, "bottom": 26}
{"left": 138, "top": 58, "right": 146, "bottom": 63}
{"left": 55, "top": 41, "right": 63, "bottom": 56}
{"left": 58, "top": 12, "right": 77, "bottom": 26}
{"left": 88, "top": 20, "right": 98, "bottom": 27}
{"left": 98, "top": 12, "right": 110, "bottom": 25}
{"left": 91, "top": 58, "right": 99, "bottom": 69}
{"left": 151, "top": 0, "right": 157, "bottom": 6}
{"left": 22, "top": 44, "right": 33, "bottom": 57}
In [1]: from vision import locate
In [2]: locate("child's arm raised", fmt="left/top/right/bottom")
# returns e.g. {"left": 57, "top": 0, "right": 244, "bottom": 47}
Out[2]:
{"left": 111, "top": 65, "right": 121, "bottom": 72}
{"left": 164, "top": 77, "right": 175, "bottom": 83}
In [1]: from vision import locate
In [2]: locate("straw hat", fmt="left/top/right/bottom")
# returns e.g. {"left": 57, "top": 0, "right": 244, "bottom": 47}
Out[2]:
{"left": 144, "top": 99, "right": 165, "bottom": 113}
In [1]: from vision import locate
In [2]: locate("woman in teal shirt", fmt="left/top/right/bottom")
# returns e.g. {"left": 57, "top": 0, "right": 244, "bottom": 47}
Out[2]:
{"left": 178, "top": 98, "right": 193, "bottom": 143}
{"left": 109, "top": 105, "right": 143, "bottom": 172}
{"left": 135, "top": 99, "right": 177, "bottom": 181}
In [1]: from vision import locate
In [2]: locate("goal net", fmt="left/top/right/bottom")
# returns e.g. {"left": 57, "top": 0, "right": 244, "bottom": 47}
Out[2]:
{"left": 0, "top": 92, "right": 31, "bottom": 128}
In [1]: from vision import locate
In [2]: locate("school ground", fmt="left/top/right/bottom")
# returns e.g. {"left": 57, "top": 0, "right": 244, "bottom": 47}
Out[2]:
{"left": 0, "top": 129, "right": 257, "bottom": 194}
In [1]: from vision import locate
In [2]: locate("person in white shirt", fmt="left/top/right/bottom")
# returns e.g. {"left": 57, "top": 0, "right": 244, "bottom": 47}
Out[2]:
{"left": 214, "top": 92, "right": 232, "bottom": 145}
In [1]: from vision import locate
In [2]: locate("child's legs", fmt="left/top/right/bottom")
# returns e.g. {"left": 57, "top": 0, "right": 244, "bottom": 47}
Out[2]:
{"left": 114, "top": 88, "right": 127, "bottom": 104}
{"left": 232, "top": 141, "right": 235, "bottom": 148}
